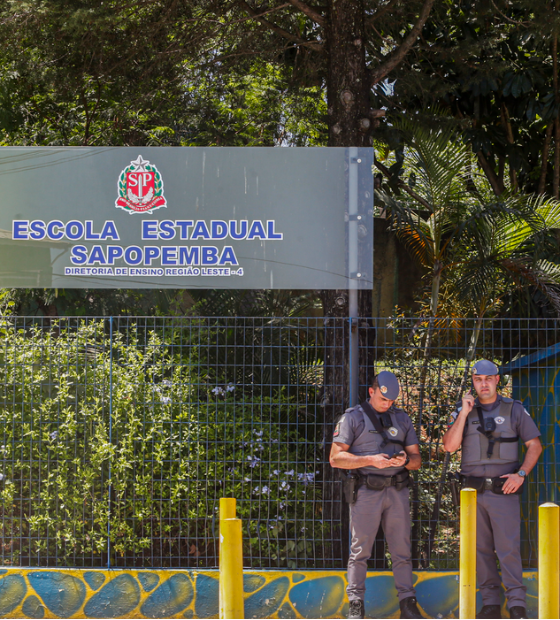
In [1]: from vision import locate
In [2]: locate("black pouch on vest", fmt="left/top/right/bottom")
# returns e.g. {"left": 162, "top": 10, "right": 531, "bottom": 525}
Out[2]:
{"left": 461, "top": 475, "right": 485, "bottom": 492}
{"left": 365, "top": 474, "right": 390, "bottom": 491}
{"left": 394, "top": 469, "right": 411, "bottom": 490}
{"left": 491, "top": 476, "right": 523, "bottom": 496}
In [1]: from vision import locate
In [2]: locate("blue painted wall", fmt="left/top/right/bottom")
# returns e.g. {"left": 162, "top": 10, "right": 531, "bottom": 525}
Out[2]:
{"left": 0, "top": 569, "right": 540, "bottom": 618}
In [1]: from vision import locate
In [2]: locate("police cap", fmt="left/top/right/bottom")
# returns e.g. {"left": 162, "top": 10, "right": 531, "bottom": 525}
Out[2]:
{"left": 472, "top": 359, "right": 499, "bottom": 376}
{"left": 375, "top": 371, "right": 400, "bottom": 400}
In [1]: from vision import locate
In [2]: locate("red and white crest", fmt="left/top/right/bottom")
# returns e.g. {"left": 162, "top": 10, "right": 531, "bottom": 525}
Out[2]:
{"left": 115, "top": 155, "right": 167, "bottom": 214}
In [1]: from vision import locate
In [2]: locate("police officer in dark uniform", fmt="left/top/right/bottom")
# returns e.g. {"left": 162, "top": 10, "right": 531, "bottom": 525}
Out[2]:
{"left": 330, "top": 371, "right": 422, "bottom": 620}
{"left": 443, "top": 360, "right": 542, "bottom": 620}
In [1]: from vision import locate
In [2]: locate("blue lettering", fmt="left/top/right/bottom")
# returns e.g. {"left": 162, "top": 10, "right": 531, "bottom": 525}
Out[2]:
{"left": 88, "top": 246, "right": 107, "bottom": 265}
{"left": 178, "top": 246, "right": 199, "bottom": 265}
{"left": 142, "top": 221, "right": 158, "bottom": 240}
{"left": 101, "top": 220, "right": 119, "bottom": 241}
{"left": 162, "top": 247, "right": 178, "bottom": 265}
{"left": 176, "top": 220, "right": 193, "bottom": 239}
{"left": 85, "top": 220, "right": 100, "bottom": 240}
{"left": 247, "top": 220, "right": 267, "bottom": 240}
{"left": 211, "top": 220, "right": 228, "bottom": 240}
{"left": 47, "top": 220, "right": 64, "bottom": 240}
{"left": 70, "top": 245, "right": 87, "bottom": 265}
{"left": 144, "top": 246, "right": 160, "bottom": 266}
{"left": 65, "top": 221, "right": 84, "bottom": 240}
{"left": 267, "top": 220, "right": 283, "bottom": 240}
{"left": 13, "top": 221, "right": 29, "bottom": 239}
{"left": 29, "top": 221, "right": 46, "bottom": 240}
{"left": 229, "top": 220, "right": 247, "bottom": 240}
{"left": 191, "top": 221, "right": 211, "bottom": 240}
{"left": 124, "top": 246, "right": 142, "bottom": 265}
{"left": 159, "top": 220, "right": 176, "bottom": 240}
{"left": 107, "top": 246, "right": 124, "bottom": 264}
{"left": 202, "top": 246, "right": 219, "bottom": 265}
{"left": 219, "top": 246, "right": 238, "bottom": 266}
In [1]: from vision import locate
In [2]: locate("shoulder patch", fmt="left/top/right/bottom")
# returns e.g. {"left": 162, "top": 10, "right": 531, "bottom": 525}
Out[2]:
{"left": 333, "top": 415, "right": 345, "bottom": 438}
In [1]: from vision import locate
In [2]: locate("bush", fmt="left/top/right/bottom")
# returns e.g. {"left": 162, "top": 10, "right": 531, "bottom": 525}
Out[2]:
{"left": 0, "top": 319, "right": 323, "bottom": 568}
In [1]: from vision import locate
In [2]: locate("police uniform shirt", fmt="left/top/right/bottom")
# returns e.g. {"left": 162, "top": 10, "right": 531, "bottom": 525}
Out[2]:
{"left": 334, "top": 404, "right": 419, "bottom": 475}
{"left": 451, "top": 394, "right": 541, "bottom": 478}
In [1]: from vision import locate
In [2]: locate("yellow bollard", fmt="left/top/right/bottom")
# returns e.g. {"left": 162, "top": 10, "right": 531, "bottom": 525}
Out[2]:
{"left": 220, "top": 518, "right": 244, "bottom": 619}
{"left": 539, "top": 502, "right": 560, "bottom": 619}
{"left": 459, "top": 488, "right": 477, "bottom": 620}
{"left": 219, "top": 499, "right": 237, "bottom": 619}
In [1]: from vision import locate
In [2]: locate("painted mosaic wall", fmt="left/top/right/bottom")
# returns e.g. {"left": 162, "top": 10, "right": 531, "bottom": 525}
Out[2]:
{"left": 0, "top": 568, "right": 539, "bottom": 619}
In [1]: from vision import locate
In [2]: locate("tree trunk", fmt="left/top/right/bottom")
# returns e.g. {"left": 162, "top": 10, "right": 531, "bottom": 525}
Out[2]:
{"left": 554, "top": 33, "right": 560, "bottom": 198}
{"left": 321, "top": 0, "right": 373, "bottom": 568}
{"left": 538, "top": 124, "right": 554, "bottom": 195}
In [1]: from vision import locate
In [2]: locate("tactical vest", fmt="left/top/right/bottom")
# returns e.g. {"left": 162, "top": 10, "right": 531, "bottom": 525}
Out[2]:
{"left": 461, "top": 398, "right": 519, "bottom": 466}
{"left": 348, "top": 405, "right": 408, "bottom": 476}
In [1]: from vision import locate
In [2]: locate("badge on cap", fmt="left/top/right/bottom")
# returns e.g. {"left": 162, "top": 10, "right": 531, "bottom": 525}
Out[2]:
{"left": 495, "top": 416, "right": 505, "bottom": 425}
{"left": 388, "top": 427, "right": 398, "bottom": 437}
{"left": 380, "top": 385, "right": 388, "bottom": 394}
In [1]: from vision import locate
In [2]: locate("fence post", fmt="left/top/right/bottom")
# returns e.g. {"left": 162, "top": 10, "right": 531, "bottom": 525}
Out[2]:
{"left": 220, "top": 518, "right": 244, "bottom": 619}
{"left": 219, "top": 498, "right": 237, "bottom": 619}
{"left": 348, "top": 146, "right": 359, "bottom": 407}
{"left": 539, "top": 502, "right": 560, "bottom": 619}
{"left": 459, "top": 488, "right": 477, "bottom": 619}
{"left": 107, "top": 315, "right": 113, "bottom": 568}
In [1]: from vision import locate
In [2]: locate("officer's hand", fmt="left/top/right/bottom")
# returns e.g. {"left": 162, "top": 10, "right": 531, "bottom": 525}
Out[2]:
{"left": 461, "top": 390, "right": 475, "bottom": 416}
{"left": 500, "top": 473, "right": 524, "bottom": 494}
{"left": 387, "top": 451, "right": 407, "bottom": 467}
{"left": 369, "top": 453, "right": 392, "bottom": 468}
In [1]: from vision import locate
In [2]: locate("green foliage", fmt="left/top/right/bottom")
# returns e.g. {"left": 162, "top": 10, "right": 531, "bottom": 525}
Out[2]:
{"left": 379, "top": 119, "right": 560, "bottom": 319}
{"left": 392, "top": 0, "right": 560, "bottom": 196}
{"left": 0, "top": 319, "right": 323, "bottom": 567}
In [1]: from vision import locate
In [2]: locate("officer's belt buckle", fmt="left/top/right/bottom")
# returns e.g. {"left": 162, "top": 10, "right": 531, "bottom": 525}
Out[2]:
{"left": 484, "top": 478, "right": 493, "bottom": 490}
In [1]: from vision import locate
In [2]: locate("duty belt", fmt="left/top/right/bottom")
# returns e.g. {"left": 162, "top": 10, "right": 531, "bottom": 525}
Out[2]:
{"left": 459, "top": 473, "right": 523, "bottom": 496}
{"left": 357, "top": 469, "right": 411, "bottom": 491}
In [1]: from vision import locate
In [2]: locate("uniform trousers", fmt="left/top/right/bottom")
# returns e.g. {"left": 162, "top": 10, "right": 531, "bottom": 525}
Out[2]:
{"left": 476, "top": 491, "right": 526, "bottom": 607}
{"left": 347, "top": 485, "right": 416, "bottom": 602}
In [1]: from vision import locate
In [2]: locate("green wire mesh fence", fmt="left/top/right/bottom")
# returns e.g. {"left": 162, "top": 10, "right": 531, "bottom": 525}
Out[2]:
{"left": 0, "top": 316, "right": 557, "bottom": 570}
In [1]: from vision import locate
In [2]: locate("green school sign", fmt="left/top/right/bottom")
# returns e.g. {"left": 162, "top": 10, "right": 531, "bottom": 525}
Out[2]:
{"left": 0, "top": 147, "right": 373, "bottom": 289}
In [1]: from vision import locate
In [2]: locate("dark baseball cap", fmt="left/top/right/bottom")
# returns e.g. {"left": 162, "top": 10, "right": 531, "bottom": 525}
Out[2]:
{"left": 375, "top": 371, "right": 400, "bottom": 400}
{"left": 472, "top": 359, "right": 499, "bottom": 375}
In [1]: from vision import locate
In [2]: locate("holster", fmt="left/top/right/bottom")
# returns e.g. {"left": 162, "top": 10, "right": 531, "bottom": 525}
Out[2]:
{"left": 342, "top": 472, "right": 359, "bottom": 504}
{"left": 447, "top": 472, "right": 461, "bottom": 507}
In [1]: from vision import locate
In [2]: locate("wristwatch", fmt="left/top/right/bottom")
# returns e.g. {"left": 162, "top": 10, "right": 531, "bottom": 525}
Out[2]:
{"left": 518, "top": 470, "right": 526, "bottom": 478}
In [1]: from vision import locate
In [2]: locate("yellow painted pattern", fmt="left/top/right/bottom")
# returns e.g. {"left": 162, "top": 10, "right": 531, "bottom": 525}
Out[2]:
{"left": 0, "top": 568, "right": 540, "bottom": 619}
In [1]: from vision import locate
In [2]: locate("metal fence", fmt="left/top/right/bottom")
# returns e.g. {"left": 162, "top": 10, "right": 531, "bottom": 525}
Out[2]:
{"left": 0, "top": 315, "right": 557, "bottom": 570}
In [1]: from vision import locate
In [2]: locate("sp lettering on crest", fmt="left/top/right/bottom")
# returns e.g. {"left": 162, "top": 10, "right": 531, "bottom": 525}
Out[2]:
{"left": 116, "top": 155, "right": 167, "bottom": 214}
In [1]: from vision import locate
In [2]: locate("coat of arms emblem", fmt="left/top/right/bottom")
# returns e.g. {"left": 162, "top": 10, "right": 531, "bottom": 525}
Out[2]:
{"left": 115, "top": 155, "right": 167, "bottom": 214}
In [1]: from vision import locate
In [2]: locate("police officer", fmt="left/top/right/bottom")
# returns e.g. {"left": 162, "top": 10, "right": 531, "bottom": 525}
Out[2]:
{"left": 330, "top": 371, "right": 422, "bottom": 620}
{"left": 443, "top": 360, "right": 542, "bottom": 620}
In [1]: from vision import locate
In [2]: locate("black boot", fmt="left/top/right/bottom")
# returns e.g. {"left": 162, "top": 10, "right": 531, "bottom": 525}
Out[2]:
{"left": 509, "top": 607, "right": 527, "bottom": 619}
{"left": 399, "top": 596, "right": 423, "bottom": 619}
{"left": 348, "top": 599, "right": 365, "bottom": 619}
{"left": 476, "top": 605, "right": 502, "bottom": 619}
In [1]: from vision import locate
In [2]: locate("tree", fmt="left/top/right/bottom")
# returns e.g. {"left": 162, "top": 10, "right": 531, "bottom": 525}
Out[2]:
{"left": 389, "top": 0, "right": 560, "bottom": 197}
